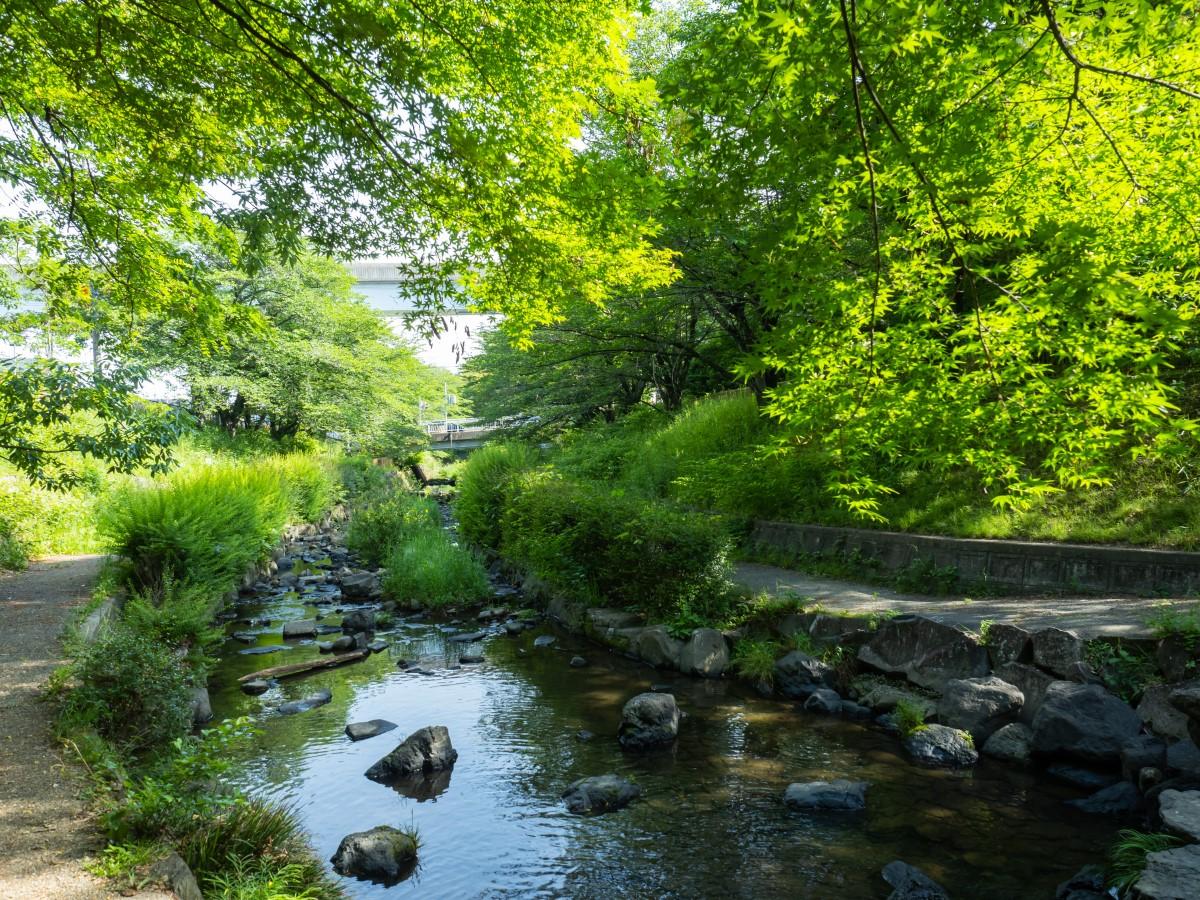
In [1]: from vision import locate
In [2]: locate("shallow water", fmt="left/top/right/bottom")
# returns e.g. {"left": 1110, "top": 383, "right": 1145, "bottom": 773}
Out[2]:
{"left": 211, "top": 589, "right": 1117, "bottom": 900}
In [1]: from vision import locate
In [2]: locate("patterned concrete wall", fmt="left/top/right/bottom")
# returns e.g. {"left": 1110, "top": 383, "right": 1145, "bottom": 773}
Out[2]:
{"left": 749, "top": 520, "right": 1200, "bottom": 595}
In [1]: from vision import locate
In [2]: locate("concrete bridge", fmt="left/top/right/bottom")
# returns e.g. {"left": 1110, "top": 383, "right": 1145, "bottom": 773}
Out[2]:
{"left": 423, "top": 419, "right": 498, "bottom": 452}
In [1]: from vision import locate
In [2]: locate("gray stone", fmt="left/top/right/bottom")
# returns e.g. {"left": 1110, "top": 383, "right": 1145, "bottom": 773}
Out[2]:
{"left": 903, "top": 724, "right": 978, "bottom": 768}
{"left": 345, "top": 719, "right": 398, "bottom": 741}
{"left": 808, "top": 613, "right": 872, "bottom": 642}
{"left": 1157, "top": 635, "right": 1200, "bottom": 683}
{"left": 1166, "top": 739, "right": 1200, "bottom": 776}
{"left": 1065, "top": 781, "right": 1142, "bottom": 815}
{"left": 561, "top": 774, "right": 642, "bottom": 815}
{"left": 331, "top": 635, "right": 355, "bottom": 652}
{"left": 1139, "top": 684, "right": 1192, "bottom": 741}
{"left": 774, "top": 651, "right": 833, "bottom": 699}
{"left": 1168, "top": 679, "right": 1200, "bottom": 720}
{"left": 986, "top": 622, "right": 1032, "bottom": 668}
{"left": 618, "top": 692, "right": 680, "bottom": 750}
{"left": 1159, "top": 789, "right": 1200, "bottom": 841}
{"left": 239, "top": 645, "right": 286, "bottom": 655}
{"left": 368, "top": 639, "right": 387, "bottom": 653}
{"left": 1133, "top": 844, "right": 1200, "bottom": 900}
{"left": 282, "top": 619, "right": 317, "bottom": 638}
{"left": 278, "top": 689, "right": 332, "bottom": 715}
{"left": 533, "top": 635, "right": 556, "bottom": 648}
{"left": 632, "top": 626, "right": 683, "bottom": 669}
{"left": 937, "top": 676, "right": 1023, "bottom": 741}
{"left": 853, "top": 680, "right": 937, "bottom": 718}
{"left": 365, "top": 725, "right": 458, "bottom": 780}
{"left": 1031, "top": 682, "right": 1143, "bottom": 764}
{"left": 476, "top": 606, "right": 508, "bottom": 621}
{"left": 449, "top": 630, "right": 488, "bottom": 643}
{"left": 547, "top": 594, "right": 588, "bottom": 631}
{"left": 803, "top": 688, "right": 843, "bottom": 715}
{"left": 678, "top": 628, "right": 729, "bottom": 678}
{"left": 857, "top": 615, "right": 989, "bottom": 692}
{"left": 982, "top": 722, "right": 1034, "bottom": 764}
{"left": 842, "top": 701, "right": 873, "bottom": 719}
{"left": 996, "top": 661, "right": 1058, "bottom": 724}
{"left": 189, "top": 686, "right": 213, "bottom": 725}
{"left": 881, "top": 860, "right": 949, "bottom": 900}
{"left": 330, "top": 825, "right": 417, "bottom": 884}
{"left": 341, "top": 609, "right": 375, "bottom": 634}
{"left": 782, "top": 779, "right": 867, "bottom": 810}
{"left": 149, "top": 851, "right": 203, "bottom": 900}
{"left": 1032, "top": 627, "right": 1085, "bottom": 678}
{"left": 775, "top": 612, "right": 818, "bottom": 639}
{"left": 317, "top": 641, "right": 335, "bottom": 653}
{"left": 586, "top": 608, "right": 641, "bottom": 632}
{"left": 504, "top": 620, "right": 525, "bottom": 636}
{"left": 339, "top": 572, "right": 379, "bottom": 601}
{"left": 569, "top": 655, "right": 588, "bottom": 668}
{"left": 241, "top": 679, "right": 270, "bottom": 695}
{"left": 1122, "top": 735, "right": 1168, "bottom": 782}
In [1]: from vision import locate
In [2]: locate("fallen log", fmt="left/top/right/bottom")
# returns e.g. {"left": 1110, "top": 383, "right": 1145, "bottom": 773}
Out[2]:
{"left": 238, "top": 650, "right": 369, "bottom": 683}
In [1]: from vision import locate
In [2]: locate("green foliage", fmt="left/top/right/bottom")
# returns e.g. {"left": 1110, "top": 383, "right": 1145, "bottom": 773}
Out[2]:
{"left": 892, "top": 557, "right": 960, "bottom": 595}
{"left": 731, "top": 639, "right": 780, "bottom": 683}
{"left": 122, "top": 577, "right": 224, "bottom": 663}
{"left": 202, "top": 856, "right": 335, "bottom": 900}
{"left": 85, "top": 840, "right": 165, "bottom": 892}
{"left": 60, "top": 623, "right": 192, "bottom": 756}
{"left": 500, "top": 473, "right": 733, "bottom": 620}
{"left": 381, "top": 527, "right": 491, "bottom": 609}
{"left": 338, "top": 456, "right": 394, "bottom": 503}
{"left": 1108, "top": 830, "right": 1184, "bottom": 893}
{"left": 893, "top": 699, "right": 929, "bottom": 738}
{"left": 978, "top": 620, "right": 996, "bottom": 646}
{"left": 0, "top": 465, "right": 104, "bottom": 569}
{"left": 455, "top": 443, "right": 538, "bottom": 552}
{"left": 346, "top": 494, "right": 440, "bottom": 567}
{"left": 1147, "top": 604, "right": 1200, "bottom": 646}
{"left": 1085, "top": 640, "right": 1161, "bottom": 704}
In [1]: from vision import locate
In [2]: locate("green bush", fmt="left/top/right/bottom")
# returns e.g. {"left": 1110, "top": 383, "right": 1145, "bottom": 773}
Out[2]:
{"left": 731, "top": 639, "right": 779, "bottom": 682}
{"left": 0, "top": 470, "right": 103, "bottom": 569}
{"left": 346, "top": 494, "right": 440, "bottom": 567}
{"left": 267, "top": 453, "right": 342, "bottom": 523}
{"left": 382, "top": 526, "right": 491, "bottom": 608}
{"left": 893, "top": 699, "right": 928, "bottom": 738}
{"left": 122, "top": 576, "right": 224, "bottom": 663}
{"left": 500, "top": 474, "right": 732, "bottom": 619}
{"left": 61, "top": 624, "right": 193, "bottom": 755}
{"left": 455, "top": 442, "right": 537, "bottom": 551}
{"left": 338, "top": 454, "right": 393, "bottom": 501}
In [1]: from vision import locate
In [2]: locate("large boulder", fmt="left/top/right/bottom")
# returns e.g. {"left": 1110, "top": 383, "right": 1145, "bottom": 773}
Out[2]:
{"left": 881, "top": 860, "right": 950, "bottom": 900}
{"left": 1133, "top": 845, "right": 1200, "bottom": 900}
{"left": 903, "top": 724, "right": 978, "bottom": 768}
{"left": 1139, "top": 684, "right": 1192, "bottom": 741}
{"left": 340, "top": 572, "right": 379, "bottom": 601}
{"left": 678, "top": 628, "right": 729, "bottom": 678}
{"left": 618, "top": 692, "right": 680, "bottom": 750}
{"left": 774, "top": 651, "right": 833, "bottom": 699}
{"left": 341, "top": 609, "right": 376, "bottom": 634}
{"left": 803, "top": 688, "right": 843, "bottom": 715}
{"left": 330, "top": 826, "right": 418, "bottom": 884}
{"left": 782, "top": 780, "right": 867, "bottom": 810}
{"left": 857, "top": 615, "right": 989, "bottom": 692}
{"left": 1158, "top": 789, "right": 1200, "bottom": 841}
{"left": 1031, "top": 682, "right": 1142, "bottom": 764}
{"left": 982, "top": 722, "right": 1034, "bottom": 764}
{"left": 996, "top": 661, "right": 1058, "bottom": 724}
{"left": 561, "top": 775, "right": 641, "bottom": 815}
{"left": 937, "top": 676, "right": 1023, "bottom": 742}
{"left": 1031, "top": 627, "right": 1085, "bottom": 678}
{"left": 632, "top": 626, "right": 684, "bottom": 669}
{"left": 189, "top": 686, "right": 213, "bottom": 725}
{"left": 985, "top": 623, "right": 1032, "bottom": 668}
{"left": 365, "top": 726, "right": 458, "bottom": 781}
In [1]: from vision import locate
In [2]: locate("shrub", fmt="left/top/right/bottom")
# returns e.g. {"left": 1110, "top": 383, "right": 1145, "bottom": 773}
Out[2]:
{"left": 122, "top": 575, "right": 224, "bottom": 662}
{"left": 0, "top": 470, "right": 102, "bottom": 569}
{"left": 731, "top": 639, "right": 779, "bottom": 682}
{"left": 61, "top": 623, "right": 193, "bottom": 755}
{"left": 346, "top": 494, "right": 440, "bottom": 567}
{"left": 455, "top": 442, "right": 537, "bottom": 551}
{"left": 338, "top": 454, "right": 393, "bottom": 501}
{"left": 267, "top": 453, "right": 342, "bottom": 523}
{"left": 381, "top": 526, "right": 491, "bottom": 608}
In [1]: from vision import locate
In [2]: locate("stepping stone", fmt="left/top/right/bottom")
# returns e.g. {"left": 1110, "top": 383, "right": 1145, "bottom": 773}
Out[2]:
{"left": 240, "top": 645, "right": 288, "bottom": 655}
{"left": 449, "top": 631, "right": 488, "bottom": 643}
{"left": 279, "top": 689, "right": 333, "bottom": 715}
{"left": 241, "top": 679, "right": 271, "bottom": 695}
{"left": 533, "top": 635, "right": 556, "bottom": 648}
{"left": 345, "top": 719, "right": 398, "bottom": 742}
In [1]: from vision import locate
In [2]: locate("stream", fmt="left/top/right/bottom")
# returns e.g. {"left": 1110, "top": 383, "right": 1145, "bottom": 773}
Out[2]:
{"left": 210, "top": 561, "right": 1119, "bottom": 899}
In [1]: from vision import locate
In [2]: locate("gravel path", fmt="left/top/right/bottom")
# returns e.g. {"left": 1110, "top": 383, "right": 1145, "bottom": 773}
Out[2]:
{"left": 0, "top": 555, "right": 168, "bottom": 900}
{"left": 734, "top": 561, "right": 1198, "bottom": 638}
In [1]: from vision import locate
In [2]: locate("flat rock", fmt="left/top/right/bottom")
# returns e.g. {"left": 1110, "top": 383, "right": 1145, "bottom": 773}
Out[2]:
{"left": 533, "top": 635, "right": 556, "bottom": 648}
{"left": 618, "top": 692, "right": 680, "bottom": 751}
{"left": 783, "top": 780, "right": 867, "bottom": 811}
{"left": 903, "top": 724, "right": 978, "bottom": 769}
{"left": 345, "top": 719, "right": 398, "bottom": 742}
{"left": 330, "top": 825, "right": 417, "bottom": 885}
{"left": 854, "top": 680, "right": 937, "bottom": 718}
{"left": 1133, "top": 844, "right": 1200, "bottom": 900}
{"left": 1046, "top": 764, "right": 1120, "bottom": 791}
{"left": 278, "top": 689, "right": 332, "bottom": 715}
{"left": 368, "top": 640, "right": 388, "bottom": 653}
{"left": 365, "top": 725, "right": 458, "bottom": 781}
{"left": 1158, "top": 789, "right": 1200, "bottom": 841}
{"left": 449, "top": 630, "right": 488, "bottom": 643}
{"left": 569, "top": 655, "right": 588, "bottom": 668}
{"left": 561, "top": 774, "right": 641, "bottom": 815}
{"left": 857, "top": 615, "right": 989, "bottom": 692}
{"left": 239, "top": 645, "right": 288, "bottom": 655}
{"left": 881, "top": 860, "right": 949, "bottom": 900}
{"left": 982, "top": 722, "right": 1034, "bottom": 764}
{"left": 586, "top": 608, "right": 641, "bottom": 632}
{"left": 282, "top": 619, "right": 317, "bottom": 638}
{"left": 1032, "top": 682, "right": 1142, "bottom": 764}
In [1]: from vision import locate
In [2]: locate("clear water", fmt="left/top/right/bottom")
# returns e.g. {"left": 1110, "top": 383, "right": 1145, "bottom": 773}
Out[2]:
{"left": 210, "top": 590, "right": 1117, "bottom": 899}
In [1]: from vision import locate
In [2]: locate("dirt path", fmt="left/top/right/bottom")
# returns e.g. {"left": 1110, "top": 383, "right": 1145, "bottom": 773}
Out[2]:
{"left": 0, "top": 555, "right": 152, "bottom": 899}
{"left": 733, "top": 561, "right": 1198, "bottom": 638}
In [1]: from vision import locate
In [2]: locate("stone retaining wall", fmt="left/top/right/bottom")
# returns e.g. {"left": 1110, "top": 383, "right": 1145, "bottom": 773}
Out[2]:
{"left": 749, "top": 520, "right": 1200, "bottom": 595}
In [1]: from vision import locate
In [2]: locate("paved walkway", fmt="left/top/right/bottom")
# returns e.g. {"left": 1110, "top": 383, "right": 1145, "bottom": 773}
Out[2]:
{"left": 733, "top": 562, "right": 1199, "bottom": 639}
{"left": 0, "top": 555, "right": 166, "bottom": 900}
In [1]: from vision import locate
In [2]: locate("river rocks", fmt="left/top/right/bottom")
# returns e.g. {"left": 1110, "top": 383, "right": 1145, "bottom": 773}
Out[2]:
{"left": 853, "top": 680, "right": 937, "bottom": 718}
{"left": 339, "top": 572, "right": 379, "bottom": 601}
{"left": 365, "top": 725, "right": 458, "bottom": 780}
{"left": 782, "top": 780, "right": 867, "bottom": 810}
{"left": 504, "top": 620, "right": 526, "bottom": 636}
{"left": 996, "top": 661, "right": 1057, "bottom": 724}
{"left": 368, "top": 639, "right": 387, "bottom": 653}
{"left": 881, "top": 860, "right": 949, "bottom": 900}
{"left": 1168, "top": 680, "right": 1200, "bottom": 739}
{"left": 148, "top": 851, "right": 203, "bottom": 900}
{"left": 803, "top": 688, "right": 843, "bottom": 715}
{"left": 241, "top": 679, "right": 270, "bottom": 695}
{"left": 282, "top": 619, "right": 317, "bottom": 638}
{"left": 533, "top": 635, "right": 557, "bottom": 649}
{"left": 569, "top": 655, "right": 588, "bottom": 668}
{"left": 547, "top": 594, "right": 588, "bottom": 631}
{"left": 346, "top": 719, "right": 398, "bottom": 742}
{"left": 1166, "top": 739, "right": 1200, "bottom": 777}
{"left": 1139, "top": 684, "right": 1192, "bottom": 741}
{"left": 189, "top": 686, "right": 213, "bottom": 725}
{"left": 985, "top": 622, "right": 1032, "bottom": 667}
{"left": 982, "top": 722, "right": 1034, "bottom": 764}
{"left": 903, "top": 724, "right": 978, "bottom": 768}
{"left": 1032, "top": 627, "right": 1086, "bottom": 678}
{"left": 1158, "top": 635, "right": 1200, "bottom": 684}
{"left": 341, "top": 609, "right": 375, "bottom": 634}
{"left": 586, "top": 608, "right": 641, "bottom": 633}
{"left": 618, "top": 692, "right": 680, "bottom": 750}
{"left": 330, "top": 825, "right": 418, "bottom": 884}
{"left": 1031, "top": 682, "right": 1142, "bottom": 764}
{"left": 857, "top": 615, "right": 989, "bottom": 692}
{"left": 1066, "top": 781, "right": 1142, "bottom": 816}
{"left": 632, "top": 626, "right": 683, "bottom": 669}
{"left": 678, "top": 628, "right": 729, "bottom": 678}
{"left": 937, "top": 676, "right": 1023, "bottom": 741}
{"left": 1133, "top": 844, "right": 1200, "bottom": 900}
{"left": 330, "top": 635, "right": 355, "bottom": 652}
{"left": 278, "top": 689, "right": 332, "bottom": 715}
{"left": 1159, "top": 789, "right": 1200, "bottom": 841}
{"left": 561, "top": 775, "right": 642, "bottom": 815}
{"left": 774, "top": 651, "right": 833, "bottom": 699}
{"left": 449, "top": 630, "right": 488, "bottom": 643}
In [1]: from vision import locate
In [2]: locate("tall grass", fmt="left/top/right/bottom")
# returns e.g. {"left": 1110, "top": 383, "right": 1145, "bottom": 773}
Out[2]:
{"left": 382, "top": 526, "right": 491, "bottom": 608}
{"left": 454, "top": 442, "right": 537, "bottom": 551}
{"left": 346, "top": 493, "right": 440, "bottom": 567}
